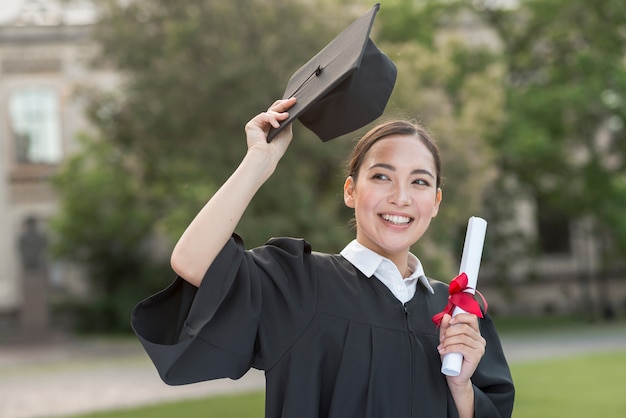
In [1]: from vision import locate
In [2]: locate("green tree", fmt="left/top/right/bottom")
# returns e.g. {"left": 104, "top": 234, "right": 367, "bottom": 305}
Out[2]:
{"left": 51, "top": 0, "right": 506, "bottom": 331}
{"left": 470, "top": 0, "right": 626, "bottom": 316}
{"left": 51, "top": 135, "right": 168, "bottom": 332}
{"left": 52, "top": 0, "right": 355, "bottom": 332}
{"left": 88, "top": 0, "right": 355, "bottom": 249}
{"left": 378, "top": 0, "right": 505, "bottom": 278}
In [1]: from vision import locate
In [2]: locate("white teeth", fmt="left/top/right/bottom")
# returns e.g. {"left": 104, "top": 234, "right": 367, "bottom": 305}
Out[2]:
{"left": 382, "top": 214, "right": 411, "bottom": 225}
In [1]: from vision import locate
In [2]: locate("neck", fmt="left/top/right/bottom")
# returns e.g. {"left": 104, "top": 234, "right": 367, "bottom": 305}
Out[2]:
{"left": 389, "top": 254, "right": 411, "bottom": 278}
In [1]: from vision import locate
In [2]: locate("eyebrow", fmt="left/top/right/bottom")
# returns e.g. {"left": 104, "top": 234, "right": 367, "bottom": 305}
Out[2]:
{"left": 368, "top": 163, "right": 435, "bottom": 179}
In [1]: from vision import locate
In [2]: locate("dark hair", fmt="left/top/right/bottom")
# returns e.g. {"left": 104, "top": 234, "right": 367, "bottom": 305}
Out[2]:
{"left": 346, "top": 120, "right": 442, "bottom": 189}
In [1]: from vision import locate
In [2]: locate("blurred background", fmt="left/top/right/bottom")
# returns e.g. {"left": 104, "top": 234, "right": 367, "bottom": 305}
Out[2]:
{"left": 0, "top": 0, "right": 625, "bottom": 417}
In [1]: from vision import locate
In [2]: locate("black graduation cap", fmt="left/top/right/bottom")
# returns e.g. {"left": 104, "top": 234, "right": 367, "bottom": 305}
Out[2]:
{"left": 267, "top": 3, "right": 397, "bottom": 142}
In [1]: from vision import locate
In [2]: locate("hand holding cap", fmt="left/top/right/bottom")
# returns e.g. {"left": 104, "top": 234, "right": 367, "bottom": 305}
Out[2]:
{"left": 268, "top": 3, "right": 397, "bottom": 142}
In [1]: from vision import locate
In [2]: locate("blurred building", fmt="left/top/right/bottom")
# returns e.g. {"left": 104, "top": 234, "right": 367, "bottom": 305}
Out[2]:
{"left": 0, "top": 0, "right": 119, "bottom": 328}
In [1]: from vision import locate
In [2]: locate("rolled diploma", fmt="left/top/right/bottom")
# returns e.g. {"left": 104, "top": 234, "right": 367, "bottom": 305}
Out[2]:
{"left": 441, "top": 216, "right": 487, "bottom": 377}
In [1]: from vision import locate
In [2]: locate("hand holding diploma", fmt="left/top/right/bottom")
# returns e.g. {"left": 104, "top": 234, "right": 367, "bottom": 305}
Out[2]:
{"left": 433, "top": 217, "right": 488, "bottom": 377}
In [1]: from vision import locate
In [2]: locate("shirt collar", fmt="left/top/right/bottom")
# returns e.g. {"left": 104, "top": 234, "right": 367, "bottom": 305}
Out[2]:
{"left": 340, "top": 240, "right": 434, "bottom": 294}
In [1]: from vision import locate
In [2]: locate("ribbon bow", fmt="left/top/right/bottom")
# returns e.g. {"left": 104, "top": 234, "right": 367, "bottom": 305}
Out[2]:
{"left": 432, "top": 272, "right": 487, "bottom": 327}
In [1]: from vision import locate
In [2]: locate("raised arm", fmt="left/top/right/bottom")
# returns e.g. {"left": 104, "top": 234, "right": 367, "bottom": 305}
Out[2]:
{"left": 170, "top": 98, "right": 297, "bottom": 287}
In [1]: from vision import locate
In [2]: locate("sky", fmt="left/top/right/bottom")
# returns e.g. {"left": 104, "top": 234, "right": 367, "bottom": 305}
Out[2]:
{"left": 0, "top": 0, "right": 23, "bottom": 24}
{"left": 0, "top": 0, "right": 96, "bottom": 26}
{"left": 0, "top": 0, "right": 521, "bottom": 25}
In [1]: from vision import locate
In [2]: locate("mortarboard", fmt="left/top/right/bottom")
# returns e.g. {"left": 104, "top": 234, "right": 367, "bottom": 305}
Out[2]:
{"left": 267, "top": 3, "right": 397, "bottom": 142}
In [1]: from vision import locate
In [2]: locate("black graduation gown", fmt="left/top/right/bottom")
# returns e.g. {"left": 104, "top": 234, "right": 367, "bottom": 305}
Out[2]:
{"left": 132, "top": 235, "right": 515, "bottom": 418}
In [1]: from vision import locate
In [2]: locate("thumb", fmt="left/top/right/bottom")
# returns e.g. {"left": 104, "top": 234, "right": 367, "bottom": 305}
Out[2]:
{"left": 439, "top": 313, "right": 452, "bottom": 342}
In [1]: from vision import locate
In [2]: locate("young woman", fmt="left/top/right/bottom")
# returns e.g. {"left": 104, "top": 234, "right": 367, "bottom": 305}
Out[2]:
{"left": 132, "top": 98, "right": 515, "bottom": 418}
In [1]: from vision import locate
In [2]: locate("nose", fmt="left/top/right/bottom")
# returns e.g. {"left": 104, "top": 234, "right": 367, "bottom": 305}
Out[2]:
{"left": 389, "top": 183, "right": 412, "bottom": 206}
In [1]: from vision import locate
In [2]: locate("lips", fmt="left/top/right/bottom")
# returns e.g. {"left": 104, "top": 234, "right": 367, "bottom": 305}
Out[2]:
{"left": 380, "top": 214, "right": 412, "bottom": 225}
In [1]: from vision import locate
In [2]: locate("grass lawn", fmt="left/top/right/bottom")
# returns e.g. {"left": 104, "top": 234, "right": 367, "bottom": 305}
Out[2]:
{"left": 71, "top": 351, "right": 626, "bottom": 418}
{"left": 511, "top": 350, "right": 626, "bottom": 417}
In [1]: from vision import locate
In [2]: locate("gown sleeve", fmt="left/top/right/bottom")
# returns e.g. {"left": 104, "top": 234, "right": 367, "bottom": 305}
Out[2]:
{"left": 472, "top": 313, "right": 516, "bottom": 418}
{"left": 131, "top": 234, "right": 315, "bottom": 386}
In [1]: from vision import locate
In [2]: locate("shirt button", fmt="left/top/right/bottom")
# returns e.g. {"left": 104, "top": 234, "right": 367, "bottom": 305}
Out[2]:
{"left": 396, "top": 284, "right": 405, "bottom": 291}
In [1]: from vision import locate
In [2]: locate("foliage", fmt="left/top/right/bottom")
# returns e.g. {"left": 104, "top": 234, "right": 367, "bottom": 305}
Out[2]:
{"left": 51, "top": 0, "right": 517, "bottom": 332}
{"left": 50, "top": 135, "right": 168, "bottom": 332}
{"left": 87, "top": 0, "right": 359, "bottom": 251}
{"left": 90, "top": 0, "right": 508, "bottom": 281}
{"left": 472, "top": 0, "right": 626, "bottom": 264}
{"left": 51, "top": 0, "right": 358, "bottom": 332}
{"left": 378, "top": 0, "right": 505, "bottom": 278}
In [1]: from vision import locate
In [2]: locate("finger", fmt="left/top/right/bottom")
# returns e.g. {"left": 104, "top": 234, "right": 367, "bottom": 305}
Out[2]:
{"left": 439, "top": 313, "right": 453, "bottom": 343}
{"left": 449, "top": 313, "right": 480, "bottom": 331}
{"left": 438, "top": 336, "right": 486, "bottom": 360}
{"left": 266, "top": 109, "right": 291, "bottom": 128}
{"left": 268, "top": 99, "right": 282, "bottom": 109}
{"left": 440, "top": 321, "right": 483, "bottom": 347}
{"left": 268, "top": 97, "right": 297, "bottom": 112}
{"left": 441, "top": 330, "right": 485, "bottom": 349}
{"left": 248, "top": 109, "right": 289, "bottom": 130}
{"left": 442, "top": 322, "right": 482, "bottom": 343}
{"left": 439, "top": 328, "right": 486, "bottom": 353}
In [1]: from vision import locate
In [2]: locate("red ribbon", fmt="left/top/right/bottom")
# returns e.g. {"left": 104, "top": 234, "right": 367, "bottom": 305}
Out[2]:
{"left": 432, "top": 272, "right": 487, "bottom": 327}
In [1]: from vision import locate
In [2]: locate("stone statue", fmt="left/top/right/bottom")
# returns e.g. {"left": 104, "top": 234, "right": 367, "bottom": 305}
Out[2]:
{"left": 18, "top": 215, "right": 48, "bottom": 272}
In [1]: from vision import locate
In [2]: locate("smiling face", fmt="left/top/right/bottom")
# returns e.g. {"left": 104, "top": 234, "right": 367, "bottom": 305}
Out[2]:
{"left": 344, "top": 133, "right": 442, "bottom": 265}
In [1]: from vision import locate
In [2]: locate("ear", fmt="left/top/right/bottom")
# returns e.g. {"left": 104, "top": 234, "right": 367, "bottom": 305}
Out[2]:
{"left": 431, "top": 188, "right": 442, "bottom": 218}
{"left": 343, "top": 176, "right": 356, "bottom": 209}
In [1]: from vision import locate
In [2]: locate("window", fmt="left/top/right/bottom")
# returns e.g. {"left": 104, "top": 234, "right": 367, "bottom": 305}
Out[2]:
{"left": 9, "top": 87, "right": 62, "bottom": 165}
{"left": 536, "top": 199, "right": 571, "bottom": 254}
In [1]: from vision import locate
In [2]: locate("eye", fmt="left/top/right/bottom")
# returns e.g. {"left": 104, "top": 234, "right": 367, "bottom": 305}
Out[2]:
{"left": 372, "top": 173, "right": 390, "bottom": 181}
{"left": 413, "top": 178, "right": 431, "bottom": 186}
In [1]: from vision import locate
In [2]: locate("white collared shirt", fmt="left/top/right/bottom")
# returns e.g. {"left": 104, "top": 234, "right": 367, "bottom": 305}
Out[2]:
{"left": 340, "top": 240, "right": 434, "bottom": 303}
